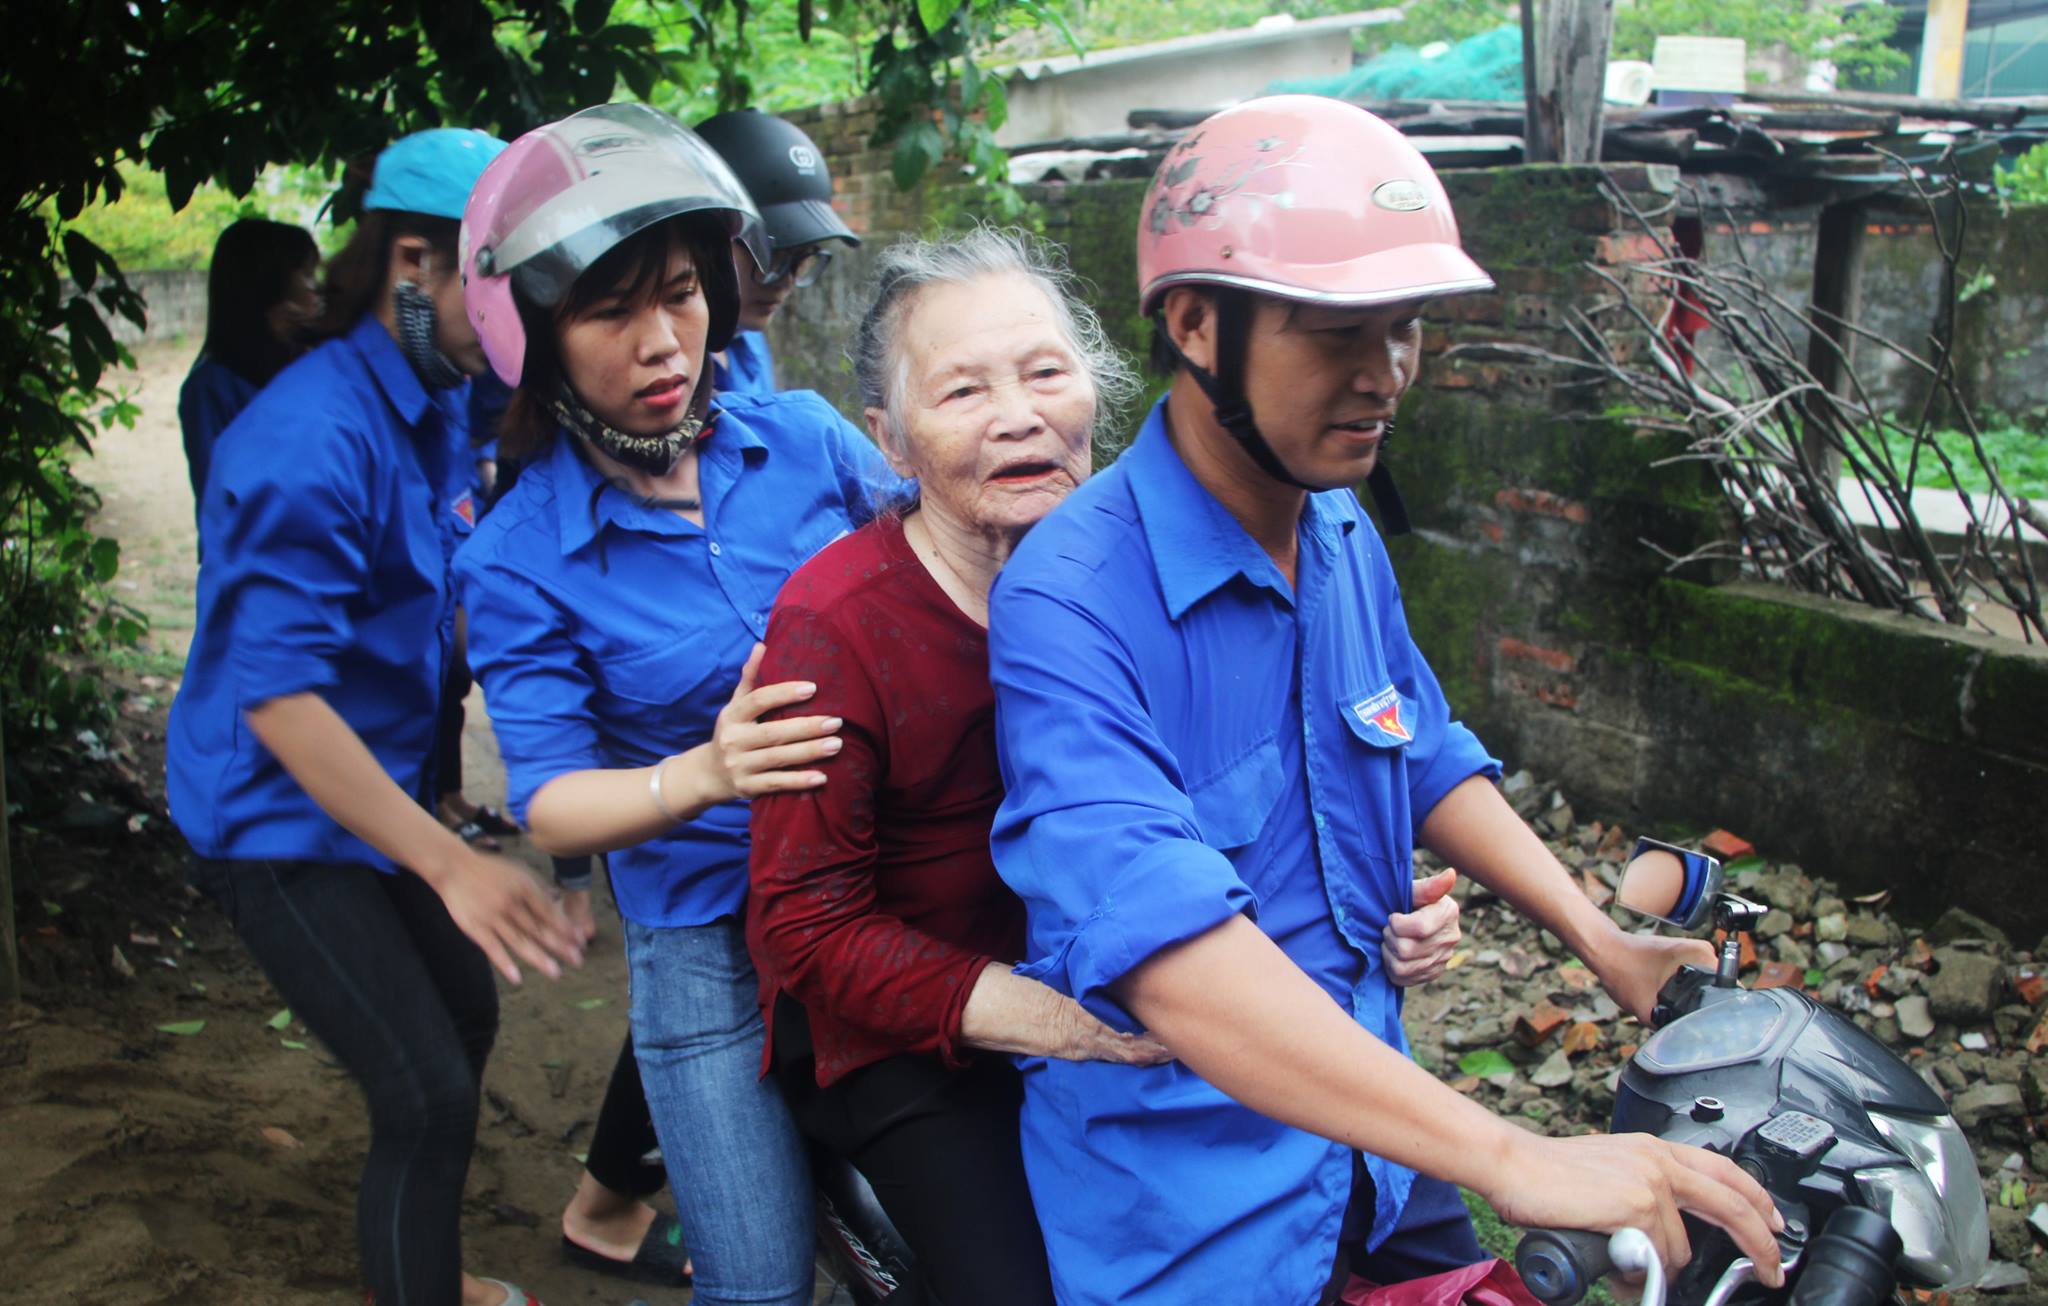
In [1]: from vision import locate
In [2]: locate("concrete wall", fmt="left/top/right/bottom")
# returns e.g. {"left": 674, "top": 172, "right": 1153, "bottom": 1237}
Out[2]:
{"left": 1683, "top": 196, "right": 2048, "bottom": 428}
{"left": 767, "top": 136, "right": 2048, "bottom": 938}
{"left": 78, "top": 268, "right": 208, "bottom": 346}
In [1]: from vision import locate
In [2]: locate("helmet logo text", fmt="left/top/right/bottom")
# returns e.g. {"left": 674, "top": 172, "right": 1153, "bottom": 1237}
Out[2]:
{"left": 1371, "top": 179, "right": 1430, "bottom": 213}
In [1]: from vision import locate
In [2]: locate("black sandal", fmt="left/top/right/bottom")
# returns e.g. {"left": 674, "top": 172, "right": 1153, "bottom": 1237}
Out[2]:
{"left": 470, "top": 804, "right": 520, "bottom": 837}
{"left": 560, "top": 1213, "right": 692, "bottom": 1285}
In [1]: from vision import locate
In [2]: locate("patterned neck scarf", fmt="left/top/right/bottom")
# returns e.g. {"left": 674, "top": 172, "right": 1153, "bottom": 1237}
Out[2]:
{"left": 550, "top": 382, "right": 706, "bottom": 477}
{"left": 392, "top": 281, "right": 466, "bottom": 391}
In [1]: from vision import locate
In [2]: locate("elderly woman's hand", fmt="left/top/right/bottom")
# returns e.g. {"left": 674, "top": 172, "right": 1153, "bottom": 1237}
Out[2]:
{"left": 1382, "top": 868, "right": 1462, "bottom": 987}
{"left": 962, "top": 965, "right": 1173, "bottom": 1066}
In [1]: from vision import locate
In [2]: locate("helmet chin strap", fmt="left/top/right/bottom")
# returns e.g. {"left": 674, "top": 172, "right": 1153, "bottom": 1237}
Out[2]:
{"left": 1159, "top": 292, "right": 1412, "bottom": 536}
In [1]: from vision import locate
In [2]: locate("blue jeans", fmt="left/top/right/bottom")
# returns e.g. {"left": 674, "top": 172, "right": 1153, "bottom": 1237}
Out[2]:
{"left": 624, "top": 916, "right": 814, "bottom": 1306}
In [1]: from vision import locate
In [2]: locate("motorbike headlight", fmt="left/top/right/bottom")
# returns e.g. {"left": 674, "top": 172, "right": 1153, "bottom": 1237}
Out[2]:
{"left": 1855, "top": 1110, "right": 1990, "bottom": 1289}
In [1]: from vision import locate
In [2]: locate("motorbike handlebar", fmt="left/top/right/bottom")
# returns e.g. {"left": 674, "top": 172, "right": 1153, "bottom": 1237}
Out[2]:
{"left": 1785, "top": 1207, "right": 1900, "bottom": 1306}
{"left": 1513, "top": 1229, "right": 1614, "bottom": 1306}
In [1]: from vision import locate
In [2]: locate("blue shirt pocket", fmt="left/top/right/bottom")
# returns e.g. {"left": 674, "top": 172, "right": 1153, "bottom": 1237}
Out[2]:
{"left": 1185, "top": 737, "right": 1284, "bottom": 852}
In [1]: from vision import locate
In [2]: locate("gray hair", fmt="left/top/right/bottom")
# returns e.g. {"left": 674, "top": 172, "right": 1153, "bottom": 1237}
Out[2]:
{"left": 851, "top": 226, "right": 1140, "bottom": 461}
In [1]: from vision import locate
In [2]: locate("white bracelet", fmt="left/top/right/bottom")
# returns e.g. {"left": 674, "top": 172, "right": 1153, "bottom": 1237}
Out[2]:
{"left": 648, "top": 756, "right": 683, "bottom": 825}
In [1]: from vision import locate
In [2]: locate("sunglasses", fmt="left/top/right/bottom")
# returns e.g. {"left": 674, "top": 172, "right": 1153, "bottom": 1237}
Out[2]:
{"left": 756, "top": 244, "right": 833, "bottom": 289}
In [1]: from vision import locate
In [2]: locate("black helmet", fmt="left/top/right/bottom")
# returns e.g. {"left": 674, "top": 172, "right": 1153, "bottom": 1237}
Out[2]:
{"left": 694, "top": 110, "right": 860, "bottom": 253}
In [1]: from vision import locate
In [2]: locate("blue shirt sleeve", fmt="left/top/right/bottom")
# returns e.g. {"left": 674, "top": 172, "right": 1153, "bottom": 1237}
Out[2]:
{"left": 454, "top": 546, "right": 605, "bottom": 826}
{"left": 204, "top": 418, "right": 375, "bottom": 707}
{"left": 988, "top": 570, "right": 1257, "bottom": 1031}
{"left": 179, "top": 360, "right": 257, "bottom": 519}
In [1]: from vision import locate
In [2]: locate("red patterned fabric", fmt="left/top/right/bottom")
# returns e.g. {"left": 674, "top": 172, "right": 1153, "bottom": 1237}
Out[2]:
{"left": 746, "top": 513, "right": 1023, "bottom": 1086}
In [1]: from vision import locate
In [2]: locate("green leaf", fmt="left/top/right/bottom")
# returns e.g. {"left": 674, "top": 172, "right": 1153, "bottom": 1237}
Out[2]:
{"left": 280, "top": 1039, "right": 309, "bottom": 1051}
{"left": 156, "top": 1020, "right": 206, "bottom": 1036}
{"left": 891, "top": 119, "right": 944, "bottom": 191}
{"left": 89, "top": 536, "right": 119, "bottom": 582}
{"left": 574, "top": 0, "right": 612, "bottom": 33}
{"left": 189, "top": 981, "right": 207, "bottom": 993}
{"left": 1804, "top": 968, "right": 1825, "bottom": 986}
{"left": 63, "top": 231, "right": 101, "bottom": 292}
{"left": 1456, "top": 1049, "right": 1514, "bottom": 1078}
{"left": 571, "top": 997, "right": 610, "bottom": 1011}
{"left": 1720, "top": 854, "right": 1765, "bottom": 878}
{"left": 917, "top": 0, "right": 957, "bottom": 34}
{"left": 267, "top": 1008, "right": 293, "bottom": 1030}
{"left": 543, "top": 1057, "right": 569, "bottom": 1068}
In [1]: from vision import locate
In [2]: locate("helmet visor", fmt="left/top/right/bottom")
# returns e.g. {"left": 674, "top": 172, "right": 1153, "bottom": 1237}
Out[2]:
{"left": 475, "top": 103, "right": 766, "bottom": 309}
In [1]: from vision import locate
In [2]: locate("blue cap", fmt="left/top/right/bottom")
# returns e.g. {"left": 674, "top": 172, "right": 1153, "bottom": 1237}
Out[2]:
{"left": 363, "top": 128, "right": 508, "bottom": 220}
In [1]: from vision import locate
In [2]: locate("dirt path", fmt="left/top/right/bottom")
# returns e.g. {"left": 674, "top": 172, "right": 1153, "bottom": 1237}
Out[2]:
{"left": 1, "top": 342, "right": 833, "bottom": 1304}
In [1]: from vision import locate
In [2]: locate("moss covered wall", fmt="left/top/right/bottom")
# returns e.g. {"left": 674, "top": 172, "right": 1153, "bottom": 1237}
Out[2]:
{"left": 770, "top": 131, "right": 2048, "bottom": 936}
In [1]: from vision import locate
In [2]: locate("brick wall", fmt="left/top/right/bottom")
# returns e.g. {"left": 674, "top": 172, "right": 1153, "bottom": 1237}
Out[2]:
{"left": 767, "top": 125, "right": 2048, "bottom": 938}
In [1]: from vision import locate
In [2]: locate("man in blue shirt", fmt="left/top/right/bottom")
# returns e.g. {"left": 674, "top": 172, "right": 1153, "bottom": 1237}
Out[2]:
{"left": 696, "top": 109, "right": 861, "bottom": 397}
{"left": 988, "top": 97, "right": 1786, "bottom": 1305}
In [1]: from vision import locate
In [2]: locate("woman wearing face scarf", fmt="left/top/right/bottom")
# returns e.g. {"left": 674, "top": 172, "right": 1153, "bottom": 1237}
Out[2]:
{"left": 452, "top": 104, "right": 897, "bottom": 1306}
{"left": 166, "top": 129, "right": 585, "bottom": 1306}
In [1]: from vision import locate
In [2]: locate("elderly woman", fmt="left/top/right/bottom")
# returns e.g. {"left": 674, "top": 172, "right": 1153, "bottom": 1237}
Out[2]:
{"left": 745, "top": 229, "right": 1163, "bottom": 1305}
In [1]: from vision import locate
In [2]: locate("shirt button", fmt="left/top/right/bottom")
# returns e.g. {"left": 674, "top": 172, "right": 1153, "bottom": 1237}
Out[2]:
{"left": 708, "top": 541, "right": 722, "bottom": 556}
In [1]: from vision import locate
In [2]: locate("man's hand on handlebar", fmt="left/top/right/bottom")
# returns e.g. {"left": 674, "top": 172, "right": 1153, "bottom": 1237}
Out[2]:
{"left": 1480, "top": 1131, "right": 1786, "bottom": 1289}
{"left": 1586, "top": 929, "right": 1717, "bottom": 1025}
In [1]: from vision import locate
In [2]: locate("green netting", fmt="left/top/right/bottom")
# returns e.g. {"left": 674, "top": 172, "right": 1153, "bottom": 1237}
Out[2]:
{"left": 1269, "top": 25, "right": 1525, "bottom": 103}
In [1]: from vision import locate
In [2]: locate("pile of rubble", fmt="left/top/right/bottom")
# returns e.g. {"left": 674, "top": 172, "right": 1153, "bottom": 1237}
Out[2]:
{"left": 1407, "top": 773, "right": 2048, "bottom": 1300}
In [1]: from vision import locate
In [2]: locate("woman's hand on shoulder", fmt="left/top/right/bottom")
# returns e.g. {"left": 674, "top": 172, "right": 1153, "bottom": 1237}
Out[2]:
{"left": 697, "top": 643, "right": 845, "bottom": 803}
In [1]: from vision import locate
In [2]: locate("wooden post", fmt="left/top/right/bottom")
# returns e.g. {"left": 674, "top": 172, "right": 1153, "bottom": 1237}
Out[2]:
{"left": 0, "top": 711, "right": 17, "bottom": 1006}
{"left": 1917, "top": 0, "right": 1971, "bottom": 99}
{"left": 1523, "top": 0, "right": 1617, "bottom": 164}
{"left": 1803, "top": 200, "right": 1868, "bottom": 483}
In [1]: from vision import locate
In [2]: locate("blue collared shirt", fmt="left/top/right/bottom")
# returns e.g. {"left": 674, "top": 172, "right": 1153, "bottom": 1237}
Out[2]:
{"left": 168, "top": 315, "right": 469, "bottom": 871}
{"left": 712, "top": 329, "right": 776, "bottom": 397}
{"left": 987, "top": 399, "right": 1501, "bottom": 1306}
{"left": 177, "top": 355, "right": 262, "bottom": 524}
{"left": 453, "top": 389, "right": 897, "bottom": 928}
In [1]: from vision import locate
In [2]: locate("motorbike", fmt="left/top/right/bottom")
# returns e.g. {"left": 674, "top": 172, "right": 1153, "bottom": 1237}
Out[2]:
{"left": 1514, "top": 839, "right": 1993, "bottom": 1306}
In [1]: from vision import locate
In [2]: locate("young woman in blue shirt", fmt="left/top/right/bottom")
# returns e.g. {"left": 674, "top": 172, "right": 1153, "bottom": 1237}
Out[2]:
{"left": 453, "top": 104, "right": 890, "bottom": 1306}
{"left": 167, "top": 129, "right": 584, "bottom": 1306}
{"left": 177, "top": 218, "right": 321, "bottom": 527}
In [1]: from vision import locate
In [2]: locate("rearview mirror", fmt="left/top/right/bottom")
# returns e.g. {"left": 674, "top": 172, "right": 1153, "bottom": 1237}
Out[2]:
{"left": 1617, "top": 837, "right": 1722, "bottom": 930}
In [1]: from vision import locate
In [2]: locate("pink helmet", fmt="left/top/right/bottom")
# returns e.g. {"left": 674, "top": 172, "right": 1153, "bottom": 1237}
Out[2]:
{"left": 461, "top": 103, "right": 768, "bottom": 387}
{"left": 1138, "top": 95, "right": 1491, "bottom": 313}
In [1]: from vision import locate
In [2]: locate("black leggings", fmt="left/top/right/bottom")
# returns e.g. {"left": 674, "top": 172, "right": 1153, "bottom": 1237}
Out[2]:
{"left": 189, "top": 858, "right": 498, "bottom": 1306}
{"left": 774, "top": 998, "right": 1054, "bottom": 1306}
{"left": 585, "top": 1032, "right": 666, "bottom": 1197}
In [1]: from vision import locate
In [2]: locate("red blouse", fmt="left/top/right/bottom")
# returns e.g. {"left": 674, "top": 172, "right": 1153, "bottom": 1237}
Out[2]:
{"left": 746, "top": 513, "right": 1024, "bottom": 1087}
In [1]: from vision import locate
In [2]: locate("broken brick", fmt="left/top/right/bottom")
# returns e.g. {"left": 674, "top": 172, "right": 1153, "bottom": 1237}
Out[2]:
{"left": 1514, "top": 1001, "right": 1572, "bottom": 1047}
{"left": 1556, "top": 965, "right": 1601, "bottom": 993}
{"left": 1579, "top": 870, "right": 1613, "bottom": 909}
{"left": 1864, "top": 965, "right": 1888, "bottom": 997}
{"left": 1562, "top": 1021, "right": 1603, "bottom": 1055}
{"left": 1449, "top": 1076, "right": 1482, "bottom": 1095}
{"left": 1755, "top": 961, "right": 1804, "bottom": 990}
{"left": 2014, "top": 970, "right": 2045, "bottom": 1009}
{"left": 1701, "top": 829, "right": 1755, "bottom": 860}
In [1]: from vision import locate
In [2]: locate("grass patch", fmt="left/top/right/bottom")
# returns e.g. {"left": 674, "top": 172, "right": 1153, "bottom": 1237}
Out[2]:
{"left": 1861, "top": 422, "right": 2048, "bottom": 498}
{"left": 105, "top": 645, "right": 186, "bottom": 679}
